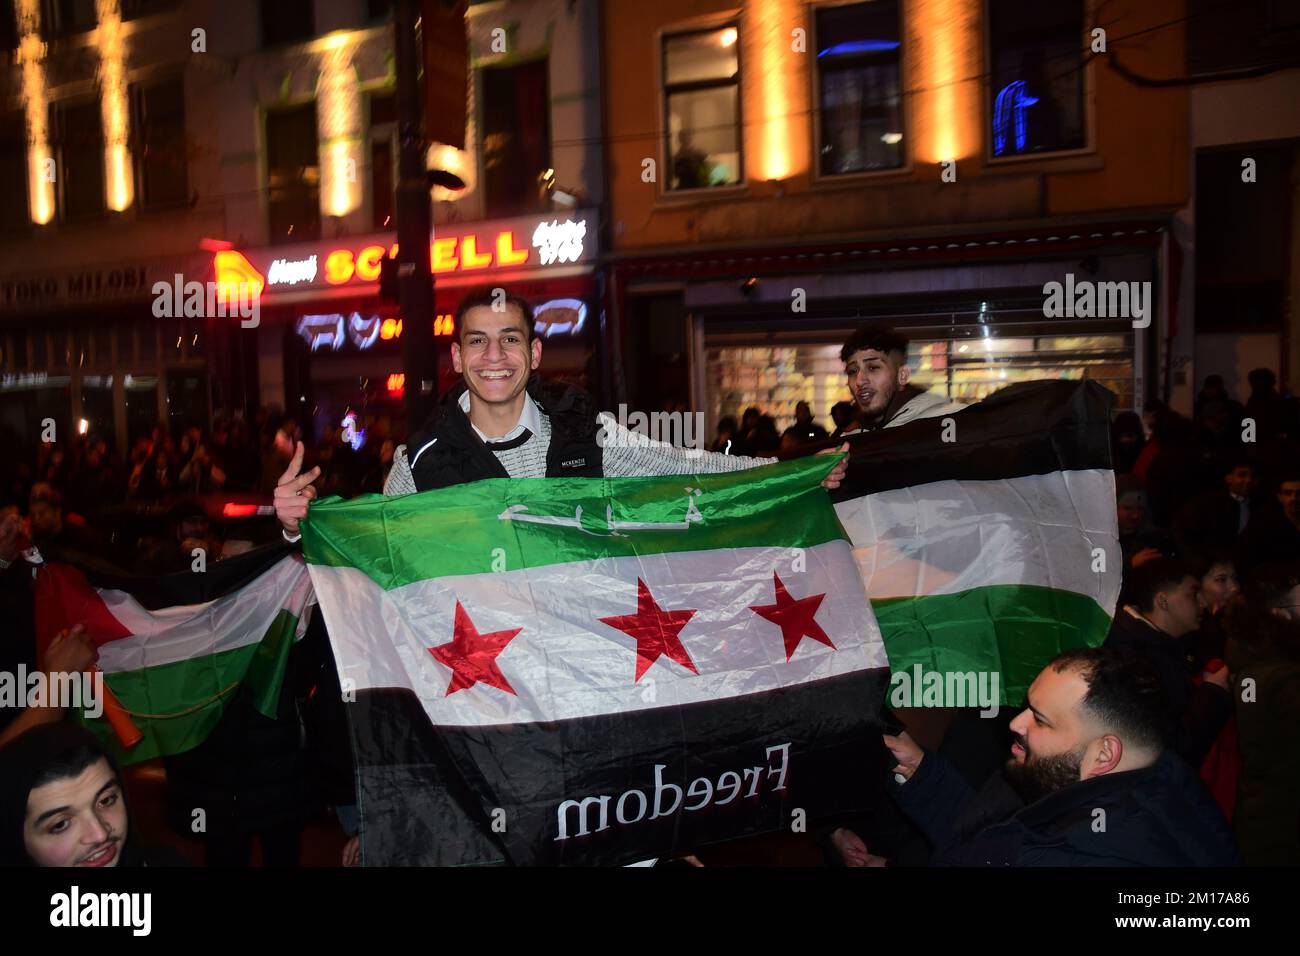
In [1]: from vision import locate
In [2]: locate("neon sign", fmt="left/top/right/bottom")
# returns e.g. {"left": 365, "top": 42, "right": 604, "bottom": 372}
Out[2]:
{"left": 212, "top": 211, "right": 596, "bottom": 301}
{"left": 296, "top": 313, "right": 454, "bottom": 352}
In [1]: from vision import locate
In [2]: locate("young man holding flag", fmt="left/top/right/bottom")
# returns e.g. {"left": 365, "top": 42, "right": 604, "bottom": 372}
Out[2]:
{"left": 275, "top": 286, "right": 847, "bottom": 535}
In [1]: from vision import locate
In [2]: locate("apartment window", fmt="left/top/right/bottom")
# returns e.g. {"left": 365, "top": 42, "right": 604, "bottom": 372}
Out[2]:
{"left": 369, "top": 91, "right": 396, "bottom": 229}
{"left": 987, "top": 0, "right": 1086, "bottom": 157}
{"left": 134, "top": 81, "right": 189, "bottom": 207}
{"left": 261, "top": 0, "right": 315, "bottom": 47}
{"left": 122, "top": 0, "right": 181, "bottom": 19}
{"left": 1, "top": 4, "right": 17, "bottom": 51}
{"left": 0, "top": 112, "right": 26, "bottom": 232}
{"left": 266, "top": 103, "right": 321, "bottom": 242}
{"left": 815, "top": 1, "right": 904, "bottom": 175}
{"left": 480, "top": 59, "right": 550, "bottom": 218}
{"left": 44, "top": 0, "right": 97, "bottom": 37}
{"left": 662, "top": 26, "right": 741, "bottom": 191}
{"left": 52, "top": 99, "right": 105, "bottom": 220}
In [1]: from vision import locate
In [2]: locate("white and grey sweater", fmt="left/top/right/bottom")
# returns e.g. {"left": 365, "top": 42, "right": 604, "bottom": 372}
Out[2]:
{"left": 383, "top": 409, "right": 774, "bottom": 496}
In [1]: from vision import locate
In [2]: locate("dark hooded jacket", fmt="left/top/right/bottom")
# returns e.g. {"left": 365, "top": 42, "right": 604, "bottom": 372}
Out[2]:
{"left": 891, "top": 748, "right": 1239, "bottom": 866}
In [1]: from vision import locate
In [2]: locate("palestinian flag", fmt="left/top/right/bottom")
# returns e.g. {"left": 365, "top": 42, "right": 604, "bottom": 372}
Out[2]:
{"left": 33, "top": 544, "right": 314, "bottom": 765}
{"left": 830, "top": 379, "right": 1120, "bottom": 705}
{"left": 301, "top": 455, "right": 890, "bottom": 866}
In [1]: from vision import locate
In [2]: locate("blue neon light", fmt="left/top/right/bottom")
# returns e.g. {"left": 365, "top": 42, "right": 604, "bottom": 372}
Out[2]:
{"left": 992, "top": 80, "right": 1039, "bottom": 155}
{"left": 817, "top": 40, "right": 901, "bottom": 58}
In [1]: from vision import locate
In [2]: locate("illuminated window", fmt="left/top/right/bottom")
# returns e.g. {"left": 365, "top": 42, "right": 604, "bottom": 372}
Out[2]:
{"left": 480, "top": 59, "right": 551, "bottom": 218}
{"left": 133, "top": 80, "right": 189, "bottom": 207}
{"left": 0, "top": 111, "right": 26, "bottom": 232}
{"left": 52, "top": 99, "right": 105, "bottom": 220}
{"left": 987, "top": 0, "right": 1086, "bottom": 157}
{"left": 815, "top": 1, "right": 904, "bottom": 175}
{"left": 662, "top": 26, "right": 741, "bottom": 191}
{"left": 260, "top": 0, "right": 315, "bottom": 47}
{"left": 266, "top": 103, "right": 321, "bottom": 243}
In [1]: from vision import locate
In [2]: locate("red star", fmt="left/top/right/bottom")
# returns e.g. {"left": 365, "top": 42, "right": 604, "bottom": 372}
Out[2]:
{"left": 750, "top": 573, "right": 835, "bottom": 660}
{"left": 428, "top": 600, "right": 523, "bottom": 696}
{"left": 599, "top": 579, "right": 698, "bottom": 682}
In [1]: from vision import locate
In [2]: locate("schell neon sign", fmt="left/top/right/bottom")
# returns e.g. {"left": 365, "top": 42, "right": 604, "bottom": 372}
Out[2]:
{"left": 213, "top": 212, "right": 596, "bottom": 300}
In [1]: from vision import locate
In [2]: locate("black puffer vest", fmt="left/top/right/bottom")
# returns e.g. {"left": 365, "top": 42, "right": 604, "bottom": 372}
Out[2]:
{"left": 408, "top": 378, "right": 604, "bottom": 491}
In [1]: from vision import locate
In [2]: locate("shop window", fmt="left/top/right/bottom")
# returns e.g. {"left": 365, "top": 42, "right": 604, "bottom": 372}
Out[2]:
{"left": 987, "top": 0, "right": 1086, "bottom": 158}
{"left": 52, "top": 99, "right": 105, "bottom": 220}
{"left": 43, "top": 0, "right": 97, "bottom": 38}
{"left": 134, "top": 80, "right": 189, "bottom": 207}
{"left": 369, "top": 91, "right": 396, "bottom": 229}
{"left": 663, "top": 25, "right": 741, "bottom": 190}
{"left": 479, "top": 58, "right": 551, "bottom": 218}
{"left": 815, "top": 0, "right": 905, "bottom": 175}
{"left": 136, "top": 318, "right": 157, "bottom": 361}
{"left": 261, "top": 0, "right": 315, "bottom": 47}
{"left": 0, "top": 111, "right": 26, "bottom": 232}
{"left": 266, "top": 103, "right": 321, "bottom": 243}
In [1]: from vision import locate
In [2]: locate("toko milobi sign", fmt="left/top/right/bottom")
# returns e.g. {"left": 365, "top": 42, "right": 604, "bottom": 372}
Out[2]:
{"left": 214, "top": 211, "right": 596, "bottom": 302}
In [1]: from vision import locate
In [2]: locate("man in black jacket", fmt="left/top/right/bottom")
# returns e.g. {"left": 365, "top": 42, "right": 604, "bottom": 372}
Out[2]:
{"left": 881, "top": 648, "right": 1239, "bottom": 866}
{"left": 1104, "top": 557, "right": 1232, "bottom": 767}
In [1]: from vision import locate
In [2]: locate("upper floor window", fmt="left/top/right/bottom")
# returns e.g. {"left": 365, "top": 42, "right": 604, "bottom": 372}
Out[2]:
{"left": 663, "top": 25, "right": 741, "bottom": 191}
{"left": 0, "top": 4, "right": 18, "bottom": 51}
{"left": 43, "top": 0, "right": 97, "bottom": 38}
{"left": 0, "top": 111, "right": 28, "bottom": 232}
{"left": 122, "top": 0, "right": 183, "bottom": 20}
{"left": 52, "top": 98, "right": 105, "bottom": 220}
{"left": 987, "top": 0, "right": 1086, "bottom": 158}
{"left": 815, "top": 0, "right": 905, "bottom": 175}
{"left": 261, "top": 0, "right": 315, "bottom": 47}
{"left": 369, "top": 90, "right": 396, "bottom": 229}
{"left": 134, "top": 80, "right": 189, "bottom": 207}
{"left": 479, "top": 58, "right": 551, "bottom": 218}
{"left": 266, "top": 103, "right": 320, "bottom": 242}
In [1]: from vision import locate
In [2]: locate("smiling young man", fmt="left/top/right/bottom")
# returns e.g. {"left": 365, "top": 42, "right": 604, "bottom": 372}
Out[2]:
{"left": 838, "top": 324, "right": 965, "bottom": 434}
{"left": 276, "top": 287, "right": 846, "bottom": 534}
{"left": 871, "top": 648, "right": 1239, "bottom": 866}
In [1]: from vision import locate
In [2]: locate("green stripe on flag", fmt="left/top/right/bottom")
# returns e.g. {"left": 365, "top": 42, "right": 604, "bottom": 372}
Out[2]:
{"left": 81, "top": 609, "right": 300, "bottom": 765}
{"left": 301, "top": 455, "right": 843, "bottom": 589}
{"left": 872, "top": 584, "right": 1113, "bottom": 705}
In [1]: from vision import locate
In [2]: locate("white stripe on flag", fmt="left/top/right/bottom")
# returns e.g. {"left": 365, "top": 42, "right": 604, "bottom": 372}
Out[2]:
{"left": 308, "top": 539, "right": 886, "bottom": 727}
{"left": 834, "top": 467, "right": 1119, "bottom": 607}
{"left": 95, "top": 556, "right": 315, "bottom": 673}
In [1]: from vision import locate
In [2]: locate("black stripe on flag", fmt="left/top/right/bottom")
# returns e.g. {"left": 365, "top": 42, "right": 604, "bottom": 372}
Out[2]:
{"left": 829, "top": 380, "right": 1114, "bottom": 502}
{"left": 350, "top": 667, "right": 893, "bottom": 866}
{"left": 44, "top": 541, "right": 294, "bottom": 610}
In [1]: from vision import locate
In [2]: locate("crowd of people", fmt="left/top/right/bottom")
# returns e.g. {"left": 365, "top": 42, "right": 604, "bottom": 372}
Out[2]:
{"left": 1, "top": 296, "right": 1298, "bottom": 868}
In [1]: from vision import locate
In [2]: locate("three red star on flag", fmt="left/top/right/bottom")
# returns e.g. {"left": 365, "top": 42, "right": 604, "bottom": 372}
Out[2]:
{"left": 429, "top": 573, "right": 834, "bottom": 695}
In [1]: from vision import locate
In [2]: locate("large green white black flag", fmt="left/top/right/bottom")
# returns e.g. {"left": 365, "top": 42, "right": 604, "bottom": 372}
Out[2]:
{"left": 302, "top": 456, "right": 891, "bottom": 866}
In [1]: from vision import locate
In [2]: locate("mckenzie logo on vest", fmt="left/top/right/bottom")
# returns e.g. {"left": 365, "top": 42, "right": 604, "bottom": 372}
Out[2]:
{"left": 561, "top": 458, "right": 587, "bottom": 469}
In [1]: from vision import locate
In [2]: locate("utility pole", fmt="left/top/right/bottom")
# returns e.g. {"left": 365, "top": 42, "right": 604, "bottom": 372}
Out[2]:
{"left": 394, "top": 0, "right": 437, "bottom": 430}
